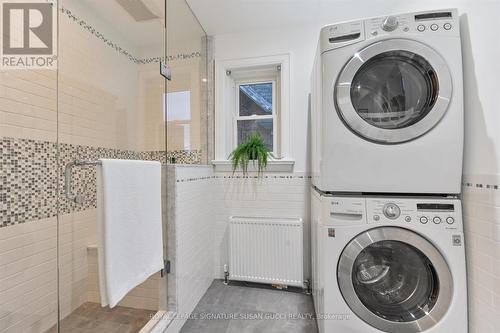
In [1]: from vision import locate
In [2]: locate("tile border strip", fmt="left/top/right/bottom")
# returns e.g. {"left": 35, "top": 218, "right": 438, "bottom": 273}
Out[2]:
{"left": 176, "top": 174, "right": 312, "bottom": 183}
{"left": 60, "top": 6, "right": 202, "bottom": 65}
{"left": 462, "top": 182, "right": 499, "bottom": 190}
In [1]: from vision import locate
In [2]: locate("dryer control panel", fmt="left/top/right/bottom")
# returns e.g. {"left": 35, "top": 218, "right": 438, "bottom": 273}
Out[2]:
{"left": 366, "top": 198, "right": 463, "bottom": 231}
{"left": 320, "top": 8, "right": 459, "bottom": 54}
{"left": 364, "top": 9, "right": 459, "bottom": 38}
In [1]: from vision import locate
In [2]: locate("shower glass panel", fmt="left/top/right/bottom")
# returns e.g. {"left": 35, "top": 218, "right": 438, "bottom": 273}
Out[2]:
{"left": 163, "top": 0, "right": 209, "bottom": 318}
{"left": 0, "top": 0, "right": 209, "bottom": 332}
{"left": 166, "top": 0, "right": 209, "bottom": 165}
{"left": 57, "top": 0, "right": 167, "bottom": 332}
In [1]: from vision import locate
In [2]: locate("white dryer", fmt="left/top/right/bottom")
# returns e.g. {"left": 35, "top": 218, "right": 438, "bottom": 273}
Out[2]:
{"left": 310, "top": 9, "right": 463, "bottom": 194}
{"left": 311, "top": 190, "right": 467, "bottom": 333}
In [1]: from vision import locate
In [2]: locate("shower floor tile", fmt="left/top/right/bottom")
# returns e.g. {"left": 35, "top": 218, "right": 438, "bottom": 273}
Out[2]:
{"left": 46, "top": 302, "right": 156, "bottom": 333}
{"left": 180, "top": 280, "right": 318, "bottom": 333}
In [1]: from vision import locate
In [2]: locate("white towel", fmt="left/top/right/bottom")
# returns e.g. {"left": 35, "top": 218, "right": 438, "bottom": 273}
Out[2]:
{"left": 96, "top": 159, "right": 164, "bottom": 308}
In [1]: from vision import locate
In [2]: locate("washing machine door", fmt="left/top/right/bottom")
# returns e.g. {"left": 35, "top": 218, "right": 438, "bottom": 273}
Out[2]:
{"left": 335, "top": 39, "right": 452, "bottom": 144}
{"left": 337, "top": 227, "right": 452, "bottom": 333}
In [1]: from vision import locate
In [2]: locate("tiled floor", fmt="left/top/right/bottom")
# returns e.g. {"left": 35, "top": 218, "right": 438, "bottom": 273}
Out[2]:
{"left": 180, "top": 280, "right": 318, "bottom": 333}
{"left": 46, "top": 302, "right": 156, "bottom": 333}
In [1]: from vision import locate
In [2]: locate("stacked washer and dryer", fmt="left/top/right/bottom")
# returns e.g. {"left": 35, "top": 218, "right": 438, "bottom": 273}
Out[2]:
{"left": 310, "top": 9, "right": 467, "bottom": 333}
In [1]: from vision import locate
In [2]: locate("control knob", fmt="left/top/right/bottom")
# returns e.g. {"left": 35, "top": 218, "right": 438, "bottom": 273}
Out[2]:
{"left": 381, "top": 16, "right": 399, "bottom": 31}
{"left": 383, "top": 203, "right": 401, "bottom": 220}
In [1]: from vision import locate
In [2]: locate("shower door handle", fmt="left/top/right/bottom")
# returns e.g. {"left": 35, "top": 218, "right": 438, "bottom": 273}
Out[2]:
{"left": 160, "top": 60, "right": 171, "bottom": 80}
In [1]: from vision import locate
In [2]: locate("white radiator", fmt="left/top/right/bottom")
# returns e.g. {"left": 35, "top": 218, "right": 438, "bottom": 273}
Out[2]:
{"left": 228, "top": 216, "right": 304, "bottom": 287}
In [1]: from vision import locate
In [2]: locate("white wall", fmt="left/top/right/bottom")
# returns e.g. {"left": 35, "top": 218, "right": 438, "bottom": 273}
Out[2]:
{"left": 459, "top": 2, "right": 500, "bottom": 177}
{"left": 213, "top": 0, "right": 500, "bottom": 177}
{"left": 214, "top": 25, "right": 318, "bottom": 173}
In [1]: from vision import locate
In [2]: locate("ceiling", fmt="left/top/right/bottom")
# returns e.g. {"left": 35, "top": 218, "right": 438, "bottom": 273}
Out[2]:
{"left": 80, "top": 0, "right": 163, "bottom": 49}
{"left": 185, "top": 0, "right": 463, "bottom": 35}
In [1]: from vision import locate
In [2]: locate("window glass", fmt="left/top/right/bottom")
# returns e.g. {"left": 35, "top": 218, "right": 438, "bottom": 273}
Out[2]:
{"left": 350, "top": 51, "right": 438, "bottom": 129}
{"left": 237, "top": 119, "right": 273, "bottom": 151}
{"left": 165, "top": 91, "right": 191, "bottom": 121}
{"left": 352, "top": 240, "right": 439, "bottom": 322}
{"left": 239, "top": 83, "right": 273, "bottom": 116}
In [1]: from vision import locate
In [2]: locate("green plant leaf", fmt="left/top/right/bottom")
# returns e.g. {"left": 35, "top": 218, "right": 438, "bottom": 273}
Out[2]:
{"left": 229, "top": 133, "right": 272, "bottom": 176}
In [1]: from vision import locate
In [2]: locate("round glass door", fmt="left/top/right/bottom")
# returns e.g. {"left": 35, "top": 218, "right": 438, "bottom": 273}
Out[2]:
{"left": 337, "top": 227, "right": 452, "bottom": 333}
{"left": 335, "top": 39, "right": 452, "bottom": 144}
{"left": 352, "top": 240, "right": 438, "bottom": 322}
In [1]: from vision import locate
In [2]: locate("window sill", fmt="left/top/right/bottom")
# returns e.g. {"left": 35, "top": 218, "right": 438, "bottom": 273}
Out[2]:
{"left": 212, "top": 159, "right": 295, "bottom": 173}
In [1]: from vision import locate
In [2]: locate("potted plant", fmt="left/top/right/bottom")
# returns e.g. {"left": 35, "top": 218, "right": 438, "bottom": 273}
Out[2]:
{"left": 229, "top": 133, "right": 273, "bottom": 175}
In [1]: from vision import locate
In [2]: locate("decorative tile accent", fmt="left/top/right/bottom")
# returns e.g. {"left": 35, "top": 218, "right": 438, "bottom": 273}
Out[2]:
{"left": 462, "top": 182, "right": 499, "bottom": 190}
{"left": 139, "top": 53, "right": 203, "bottom": 65}
{"left": 166, "top": 150, "right": 202, "bottom": 164}
{"left": 0, "top": 138, "right": 58, "bottom": 226}
{"left": 59, "top": 6, "right": 202, "bottom": 65}
{"left": 176, "top": 176, "right": 217, "bottom": 183}
{"left": 175, "top": 174, "right": 312, "bottom": 183}
{"left": 1, "top": 136, "right": 202, "bottom": 228}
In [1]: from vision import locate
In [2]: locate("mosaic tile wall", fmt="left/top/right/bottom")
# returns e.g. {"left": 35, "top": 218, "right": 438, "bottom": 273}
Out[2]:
{"left": 1, "top": 136, "right": 201, "bottom": 228}
{"left": 1, "top": 138, "right": 58, "bottom": 226}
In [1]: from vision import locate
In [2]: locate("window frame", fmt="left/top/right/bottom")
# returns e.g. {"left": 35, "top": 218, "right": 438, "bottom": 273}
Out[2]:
{"left": 234, "top": 79, "right": 277, "bottom": 155}
{"left": 214, "top": 54, "right": 293, "bottom": 171}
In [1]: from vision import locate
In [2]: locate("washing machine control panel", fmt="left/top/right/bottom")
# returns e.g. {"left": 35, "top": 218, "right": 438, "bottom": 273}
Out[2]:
{"left": 366, "top": 198, "right": 462, "bottom": 231}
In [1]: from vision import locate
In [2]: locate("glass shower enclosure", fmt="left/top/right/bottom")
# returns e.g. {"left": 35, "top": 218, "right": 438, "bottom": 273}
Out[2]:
{"left": 0, "top": 0, "right": 208, "bottom": 332}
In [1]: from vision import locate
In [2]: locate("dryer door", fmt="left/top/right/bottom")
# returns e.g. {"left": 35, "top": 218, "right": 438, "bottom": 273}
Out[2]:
{"left": 335, "top": 39, "right": 452, "bottom": 144}
{"left": 337, "top": 227, "right": 452, "bottom": 333}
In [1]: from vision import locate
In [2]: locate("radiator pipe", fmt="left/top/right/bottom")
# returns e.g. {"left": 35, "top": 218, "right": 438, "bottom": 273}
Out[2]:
{"left": 224, "top": 264, "right": 229, "bottom": 285}
{"left": 304, "top": 279, "right": 312, "bottom": 295}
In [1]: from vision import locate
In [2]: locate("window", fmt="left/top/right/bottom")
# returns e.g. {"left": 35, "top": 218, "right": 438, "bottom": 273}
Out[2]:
{"left": 164, "top": 90, "right": 191, "bottom": 150}
{"left": 236, "top": 81, "right": 275, "bottom": 152}
{"left": 165, "top": 90, "right": 191, "bottom": 121}
{"left": 214, "top": 54, "right": 293, "bottom": 171}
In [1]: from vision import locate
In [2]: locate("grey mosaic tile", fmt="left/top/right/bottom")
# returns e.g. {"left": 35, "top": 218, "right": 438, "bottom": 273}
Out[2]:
{"left": 1, "top": 136, "right": 202, "bottom": 228}
{"left": 0, "top": 137, "right": 58, "bottom": 227}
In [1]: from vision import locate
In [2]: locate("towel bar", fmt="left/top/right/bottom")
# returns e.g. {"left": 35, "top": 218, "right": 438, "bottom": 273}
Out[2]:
{"left": 64, "top": 160, "right": 102, "bottom": 204}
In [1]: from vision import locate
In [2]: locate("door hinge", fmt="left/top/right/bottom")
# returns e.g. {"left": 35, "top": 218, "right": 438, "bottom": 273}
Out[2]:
{"left": 160, "top": 259, "right": 171, "bottom": 277}
{"left": 160, "top": 60, "right": 171, "bottom": 81}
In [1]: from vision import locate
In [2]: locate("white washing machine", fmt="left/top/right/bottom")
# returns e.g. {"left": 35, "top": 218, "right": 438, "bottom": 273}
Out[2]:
{"left": 310, "top": 9, "right": 464, "bottom": 194}
{"left": 311, "top": 189, "right": 467, "bottom": 333}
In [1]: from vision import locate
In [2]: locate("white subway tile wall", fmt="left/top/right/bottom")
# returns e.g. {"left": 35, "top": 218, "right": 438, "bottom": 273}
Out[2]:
{"left": 213, "top": 173, "right": 311, "bottom": 280}
{"left": 57, "top": 210, "right": 92, "bottom": 319}
{"left": 0, "top": 70, "right": 57, "bottom": 142}
{"left": 166, "top": 166, "right": 216, "bottom": 333}
{"left": 462, "top": 175, "right": 500, "bottom": 333}
{"left": 0, "top": 218, "right": 58, "bottom": 333}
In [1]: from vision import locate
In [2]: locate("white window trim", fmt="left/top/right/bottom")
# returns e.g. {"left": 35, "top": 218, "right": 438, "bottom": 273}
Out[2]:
{"left": 213, "top": 54, "right": 293, "bottom": 172}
